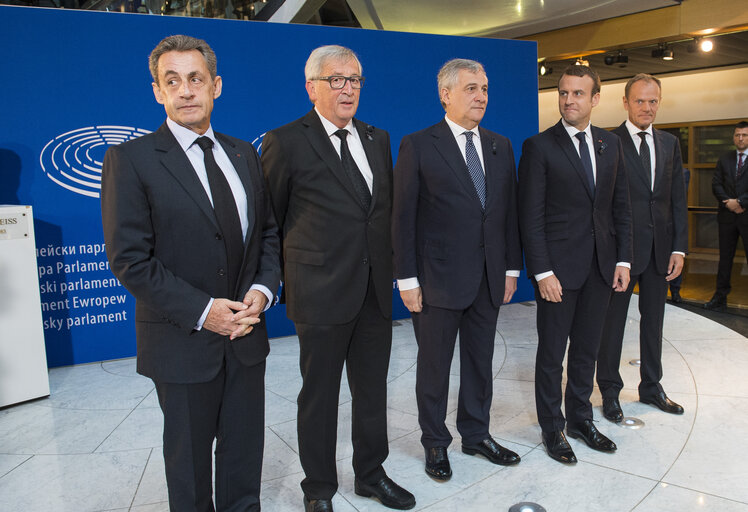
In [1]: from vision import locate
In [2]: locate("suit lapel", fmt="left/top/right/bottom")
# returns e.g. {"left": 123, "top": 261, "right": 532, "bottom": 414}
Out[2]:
{"left": 652, "top": 129, "right": 666, "bottom": 192}
{"left": 216, "top": 132, "right": 255, "bottom": 244}
{"left": 615, "top": 123, "right": 651, "bottom": 191}
{"left": 553, "top": 121, "right": 594, "bottom": 200}
{"left": 431, "top": 120, "right": 484, "bottom": 207}
{"left": 154, "top": 124, "right": 219, "bottom": 231}
{"left": 354, "top": 120, "right": 381, "bottom": 215}
{"left": 479, "top": 127, "right": 497, "bottom": 208}
{"left": 301, "top": 109, "right": 363, "bottom": 208}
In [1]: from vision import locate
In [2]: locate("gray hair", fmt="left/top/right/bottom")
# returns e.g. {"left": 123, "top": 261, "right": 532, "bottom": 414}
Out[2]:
{"left": 304, "top": 45, "right": 362, "bottom": 81}
{"left": 624, "top": 73, "right": 662, "bottom": 98}
{"left": 437, "top": 58, "right": 486, "bottom": 108}
{"left": 149, "top": 35, "right": 217, "bottom": 84}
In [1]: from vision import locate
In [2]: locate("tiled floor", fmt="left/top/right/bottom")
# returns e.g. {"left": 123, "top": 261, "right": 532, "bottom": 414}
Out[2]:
{"left": 2, "top": 297, "right": 748, "bottom": 511}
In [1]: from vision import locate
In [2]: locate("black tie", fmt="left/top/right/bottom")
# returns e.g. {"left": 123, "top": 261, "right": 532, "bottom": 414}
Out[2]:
{"left": 463, "top": 131, "right": 487, "bottom": 208}
{"left": 638, "top": 132, "right": 652, "bottom": 190}
{"left": 195, "top": 136, "right": 244, "bottom": 294}
{"left": 575, "top": 132, "right": 595, "bottom": 195}
{"left": 334, "top": 129, "right": 371, "bottom": 210}
{"left": 738, "top": 153, "right": 745, "bottom": 179}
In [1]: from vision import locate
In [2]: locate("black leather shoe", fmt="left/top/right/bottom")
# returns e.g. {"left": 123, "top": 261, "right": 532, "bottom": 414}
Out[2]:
{"left": 304, "top": 496, "right": 333, "bottom": 512}
{"left": 704, "top": 296, "right": 726, "bottom": 310}
{"left": 542, "top": 430, "right": 577, "bottom": 464}
{"left": 462, "top": 436, "right": 520, "bottom": 466}
{"left": 424, "top": 446, "right": 452, "bottom": 481}
{"left": 567, "top": 419, "right": 617, "bottom": 452}
{"left": 640, "top": 391, "right": 684, "bottom": 414}
{"left": 670, "top": 290, "right": 683, "bottom": 303}
{"left": 354, "top": 476, "right": 415, "bottom": 510}
{"left": 602, "top": 398, "right": 624, "bottom": 423}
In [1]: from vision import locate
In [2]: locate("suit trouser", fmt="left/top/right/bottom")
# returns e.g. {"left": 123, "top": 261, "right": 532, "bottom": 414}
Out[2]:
{"left": 154, "top": 344, "right": 265, "bottom": 512}
{"left": 597, "top": 249, "right": 668, "bottom": 400}
{"left": 295, "top": 273, "right": 390, "bottom": 500}
{"left": 715, "top": 219, "right": 748, "bottom": 299}
{"left": 412, "top": 269, "right": 499, "bottom": 448}
{"left": 534, "top": 265, "right": 612, "bottom": 433}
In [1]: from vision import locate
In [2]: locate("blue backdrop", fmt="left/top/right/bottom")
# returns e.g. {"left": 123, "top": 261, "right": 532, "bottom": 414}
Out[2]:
{"left": 0, "top": 5, "right": 538, "bottom": 367}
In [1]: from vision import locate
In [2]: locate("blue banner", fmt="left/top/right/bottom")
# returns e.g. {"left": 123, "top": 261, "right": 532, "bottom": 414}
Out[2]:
{"left": 0, "top": 5, "right": 538, "bottom": 366}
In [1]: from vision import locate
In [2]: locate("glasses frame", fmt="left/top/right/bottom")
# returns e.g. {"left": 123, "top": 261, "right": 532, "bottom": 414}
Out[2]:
{"left": 313, "top": 75, "right": 365, "bottom": 90}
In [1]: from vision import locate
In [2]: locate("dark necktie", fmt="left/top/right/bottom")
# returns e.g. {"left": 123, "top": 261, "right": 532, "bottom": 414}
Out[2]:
{"left": 195, "top": 136, "right": 244, "bottom": 293}
{"left": 738, "top": 153, "right": 745, "bottom": 179}
{"left": 575, "top": 132, "right": 595, "bottom": 194}
{"left": 463, "top": 131, "right": 486, "bottom": 208}
{"left": 334, "top": 129, "right": 371, "bottom": 210}
{"left": 638, "top": 131, "right": 652, "bottom": 190}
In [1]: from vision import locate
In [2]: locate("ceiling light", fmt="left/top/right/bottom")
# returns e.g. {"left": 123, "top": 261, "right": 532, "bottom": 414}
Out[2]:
{"left": 652, "top": 44, "right": 674, "bottom": 60}
{"left": 662, "top": 48, "right": 674, "bottom": 60}
{"left": 700, "top": 39, "right": 714, "bottom": 52}
{"left": 575, "top": 58, "right": 589, "bottom": 67}
{"left": 539, "top": 63, "right": 552, "bottom": 76}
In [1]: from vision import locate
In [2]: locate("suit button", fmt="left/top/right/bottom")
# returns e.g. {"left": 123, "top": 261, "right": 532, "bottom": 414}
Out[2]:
{"left": 363, "top": 258, "right": 369, "bottom": 265}
{"left": 215, "top": 233, "right": 223, "bottom": 240}
{"left": 218, "top": 268, "right": 226, "bottom": 276}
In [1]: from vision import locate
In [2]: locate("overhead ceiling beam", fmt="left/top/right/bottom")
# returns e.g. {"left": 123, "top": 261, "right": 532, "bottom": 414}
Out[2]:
{"left": 346, "top": 0, "right": 384, "bottom": 30}
{"left": 520, "top": 0, "right": 748, "bottom": 61}
{"left": 264, "top": 0, "right": 328, "bottom": 23}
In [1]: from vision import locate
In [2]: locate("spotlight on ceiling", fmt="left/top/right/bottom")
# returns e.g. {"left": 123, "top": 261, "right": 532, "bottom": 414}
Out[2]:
{"left": 575, "top": 58, "right": 590, "bottom": 67}
{"left": 700, "top": 38, "right": 714, "bottom": 52}
{"left": 539, "top": 63, "right": 552, "bottom": 76}
{"left": 652, "top": 44, "right": 674, "bottom": 60}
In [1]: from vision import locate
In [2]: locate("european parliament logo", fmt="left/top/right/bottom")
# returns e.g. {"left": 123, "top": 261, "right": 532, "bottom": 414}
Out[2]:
{"left": 40, "top": 126, "right": 151, "bottom": 198}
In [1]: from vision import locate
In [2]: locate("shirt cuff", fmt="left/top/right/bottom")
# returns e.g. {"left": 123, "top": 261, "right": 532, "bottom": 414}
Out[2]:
{"left": 616, "top": 262, "right": 631, "bottom": 269}
{"left": 397, "top": 277, "right": 420, "bottom": 291}
{"left": 672, "top": 251, "right": 686, "bottom": 257}
{"left": 535, "top": 270, "right": 554, "bottom": 281}
{"left": 250, "top": 284, "right": 274, "bottom": 312}
{"left": 506, "top": 270, "right": 520, "bottom": 277}
{"left": 195, "top": 298, "right": 214, "bottom": 331}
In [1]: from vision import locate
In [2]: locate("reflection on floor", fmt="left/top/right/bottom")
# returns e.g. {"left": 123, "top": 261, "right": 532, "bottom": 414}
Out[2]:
{"left": 2, "top": 297, "right": 748, "bottom": 511}
{"left": 676, "top": 254, "right": 748, "bottom": 308}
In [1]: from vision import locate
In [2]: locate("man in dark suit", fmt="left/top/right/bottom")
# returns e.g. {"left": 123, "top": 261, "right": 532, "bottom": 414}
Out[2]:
{"left": 261, "top": 45, "right": 415, "bottom": 512}
{"left": 705, "top": 121, "right": 748, "bottom": 310}
{"left": 101, "top": 35, "right": 281, "bottom": 511}
{"left": 597, "top": 74, "right": 688, "bottom": 423}
{"left": 518, "top": 65, "right": 632, "bottom": 464}
{"left": 391, "top": 58, "right": 522, "bottom": 481}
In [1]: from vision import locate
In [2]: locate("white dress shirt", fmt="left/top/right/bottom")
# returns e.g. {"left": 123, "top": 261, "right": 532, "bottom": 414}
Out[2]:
{"left": 625, "top": 119, "right": 655, "bottom": 190}
{"left": 165, "top": 118, "right": 272, "bottom": 329}
{"left": 398, "top": 115, "right": 519, "bottom": 292}
{"left": 314, "top": 108, "right": 374, "bottom": 193}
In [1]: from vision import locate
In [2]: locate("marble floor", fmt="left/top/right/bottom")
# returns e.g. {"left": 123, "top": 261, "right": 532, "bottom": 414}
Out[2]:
{"left": 2, "top": 297, "right": 748, "bottom": 512}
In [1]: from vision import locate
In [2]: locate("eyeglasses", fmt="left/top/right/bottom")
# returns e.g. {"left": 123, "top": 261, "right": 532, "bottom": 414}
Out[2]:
{"left": 313, "top": 75, "right": 365, "bottom": 89}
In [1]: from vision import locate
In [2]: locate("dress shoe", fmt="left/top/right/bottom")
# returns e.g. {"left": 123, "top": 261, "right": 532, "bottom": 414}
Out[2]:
{"left": 602, "top": 397, "right": 624, "bottom": 423}
{"left": 669, "top": 290, "right": 683, "bottom": 303}
{"left": 303, "top": 496, "right": 333, "bottom": 512}
{"left": 462, "top": 436, "right": 520, "bottom": 466}
{"left": 424, "top": 446, "right": 452, "bottom": 481}
{"left": 542, "top": 430, "right": 577, "bottom": 464}
{"left": 640, "top": 391, "right": 684, "bottom": 414}
{"left": 704, "top": 296, "right": 726, "bottom": 310}
{"left": 567, "top": 419, "right": 617, "bottom": 452}
{"left": 354, "top": 476, "right": 416, "bottom": 510}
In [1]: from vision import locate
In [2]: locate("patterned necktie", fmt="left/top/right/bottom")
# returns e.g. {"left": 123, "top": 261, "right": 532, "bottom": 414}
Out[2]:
{"left": 334, "top": 129, "right": 371, "bottom": 210}
{"left": 638, "top": 132, "right": 653, "bottom": 190}
{"left": 575, "top": 132, "right": 595, "bottom": 194}
{"left": 195, "top": 136, "right": 244, "bottom": 293}
{"left": 738, "top": 153, "right": 745, "bottom": 179}
{"left": 463, "top": 131, "right": 486, "bottom": 208}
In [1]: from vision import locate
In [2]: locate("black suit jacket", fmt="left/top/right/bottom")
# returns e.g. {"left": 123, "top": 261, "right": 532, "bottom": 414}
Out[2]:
{"left": 101, "top": 123, "right": 281, "bottom": 383}
{"left": 612, "top": 123, "right": 687, "bottom": 275}
{"left": 713, "top": 150, "right": 748, "bottom": 225}
{"left": 518, "top": 120, "right": 632, "bottom": 288}
{"left": 261, "top": 110, "right": 393, "bottom": 325}
{"left": 392, "top": 119, "right": 522, "bottom": 310}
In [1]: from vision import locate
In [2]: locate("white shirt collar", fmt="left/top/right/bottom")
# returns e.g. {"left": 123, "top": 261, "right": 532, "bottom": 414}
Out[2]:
{"left": 625, "top": 119, "right": 653, "bottom": 139}
{"left": 314, "top": 107, "right": 355, "bottom": 138}
{"left": 166, "top": 117, "right": 217, "bottom": 152}
{"left": 561, "top": 118, "right": 592, "bottom": 140}
{"left": 444, "top": 114, "right": 479, "bottom": 140}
